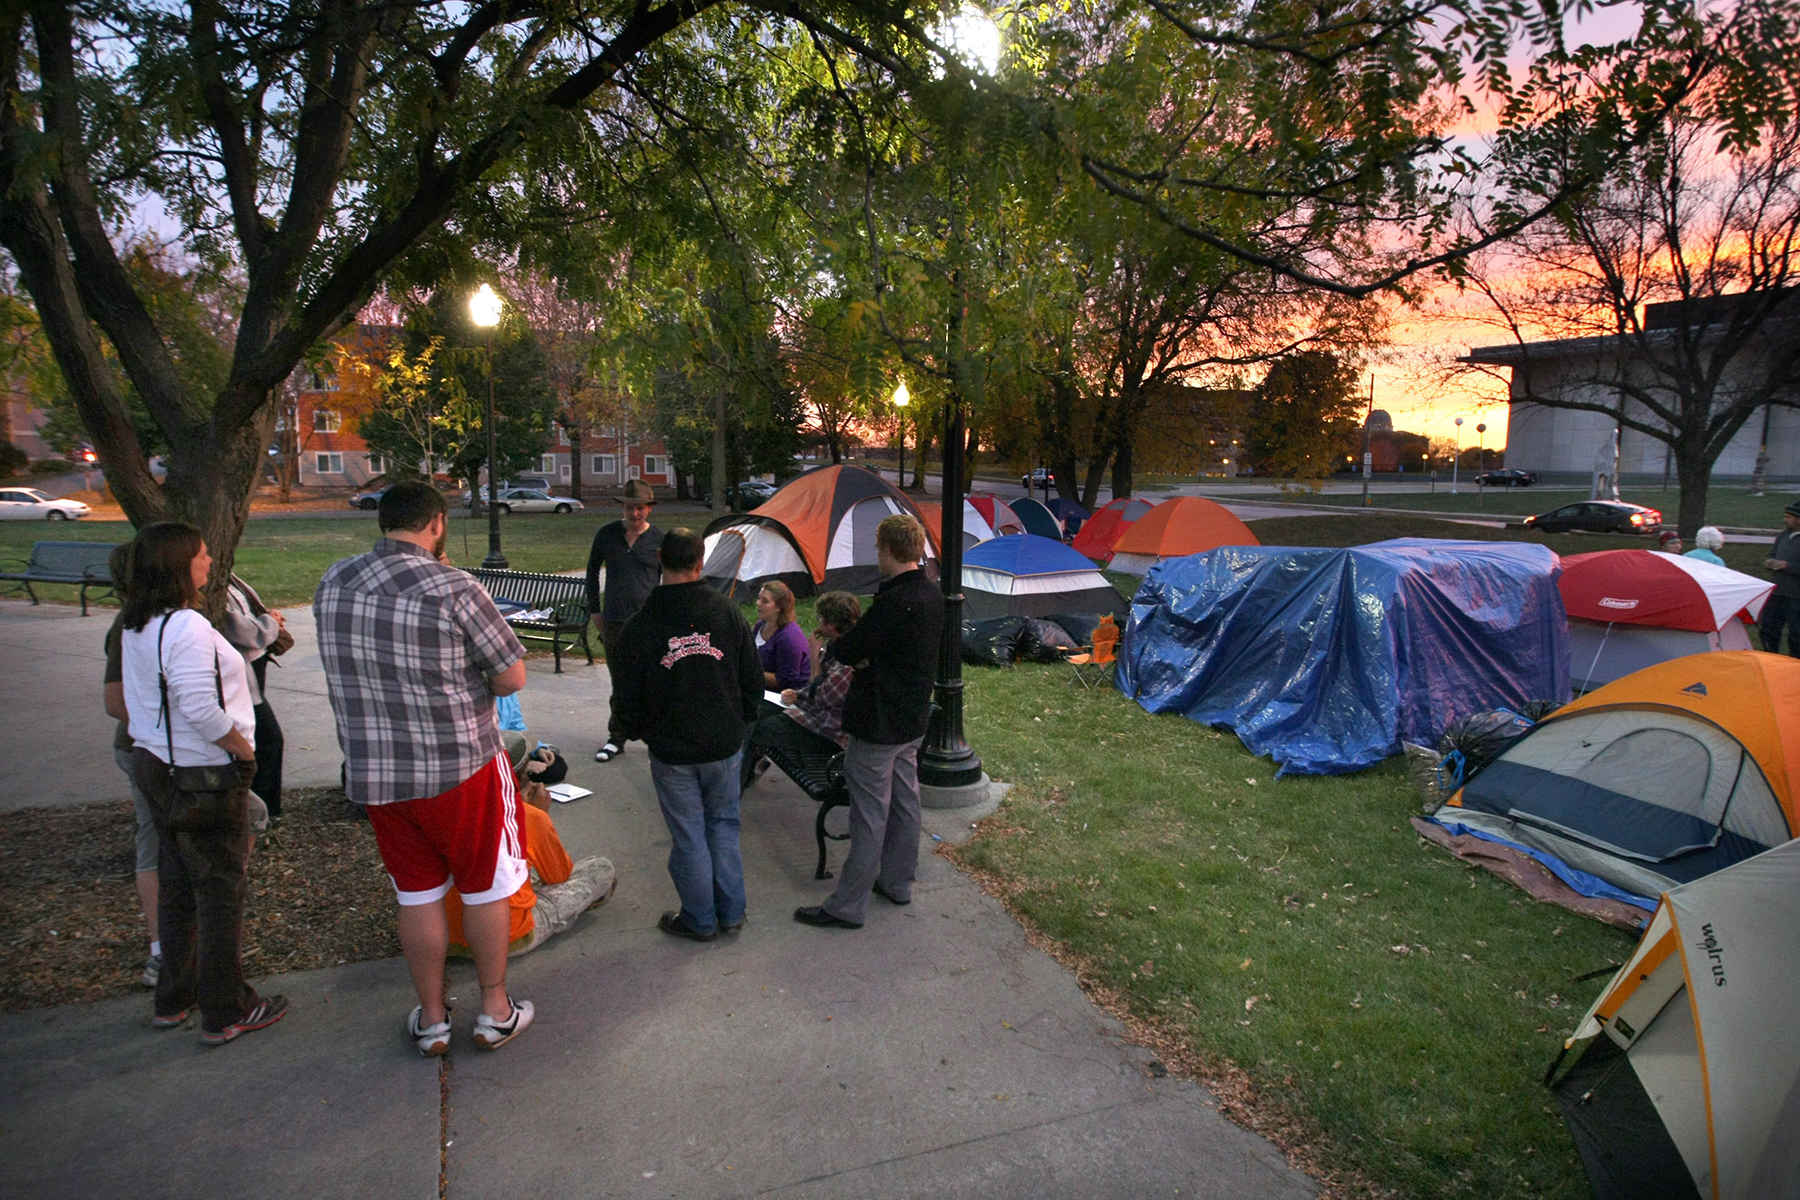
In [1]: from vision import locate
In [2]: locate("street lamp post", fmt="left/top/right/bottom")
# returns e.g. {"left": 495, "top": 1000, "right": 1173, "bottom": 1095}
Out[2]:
{"left": 470, "top": 283, "right": 507, "bottom": 569}
{"left": 919, "top": 389, "right": 984, "bottom": 790}
{"left": 1451, "top": 416, "right": 1463, "bottom": 495}
{"left": 1475, "top": 422, "right": 1487, "bottom": 510}
{"left": 893, "top": 380, "right": 909, "bottom": 490}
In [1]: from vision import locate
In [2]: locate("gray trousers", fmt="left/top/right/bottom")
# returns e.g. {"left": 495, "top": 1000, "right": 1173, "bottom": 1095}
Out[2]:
{"left": 824, "top": 735, "right": 924, "bottom": 924}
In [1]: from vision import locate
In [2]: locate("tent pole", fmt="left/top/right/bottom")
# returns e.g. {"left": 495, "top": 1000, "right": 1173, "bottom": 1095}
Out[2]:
{"left": 920, "top": 393, "right": 984, "bottom": 788}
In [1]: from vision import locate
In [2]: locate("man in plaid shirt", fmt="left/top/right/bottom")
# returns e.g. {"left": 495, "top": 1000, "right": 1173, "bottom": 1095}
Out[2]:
{"left": 314, "top": 482, "right": 535, "bottom": 1055}
{"left": 742, "top": 591, "right": 862, "bottom": 780}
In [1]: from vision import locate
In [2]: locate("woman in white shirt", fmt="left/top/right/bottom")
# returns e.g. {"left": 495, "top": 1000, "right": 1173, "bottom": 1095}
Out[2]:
{"left": 121, "top": 523, "right": 288, "bottom": 1047}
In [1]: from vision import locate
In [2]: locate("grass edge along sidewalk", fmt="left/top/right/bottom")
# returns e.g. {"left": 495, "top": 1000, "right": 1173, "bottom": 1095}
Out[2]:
{"left": 952, "top": 663, "right": 1635, "bottom": 1200}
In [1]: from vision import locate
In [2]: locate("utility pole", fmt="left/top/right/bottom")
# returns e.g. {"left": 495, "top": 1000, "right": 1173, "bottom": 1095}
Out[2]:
{"left": 1361, "top": 374, "right": 1374, "bottom": 507}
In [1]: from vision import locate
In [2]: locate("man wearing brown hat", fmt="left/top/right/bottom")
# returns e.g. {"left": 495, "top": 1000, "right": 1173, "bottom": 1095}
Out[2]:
{"left": 1761, "top": 499, "right": 1800, "bottom": 657}
{"left": 585, "top": 479, "right": 667, "bottom": 760}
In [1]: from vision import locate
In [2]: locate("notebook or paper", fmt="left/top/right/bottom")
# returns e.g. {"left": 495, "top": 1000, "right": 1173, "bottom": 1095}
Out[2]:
{"left": 546, "top": 783, "right": 592, "bottom": 803}
{"left": 764, "top": 690, "right": 793, "bottom": 708}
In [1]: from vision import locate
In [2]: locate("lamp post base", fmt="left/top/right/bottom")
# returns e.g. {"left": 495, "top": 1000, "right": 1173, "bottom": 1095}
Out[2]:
{"left": 481, "top": 550, "right": 510, "bottom": 570}
{"left": 920, "top": 772, "right": 997, "bottom": 810}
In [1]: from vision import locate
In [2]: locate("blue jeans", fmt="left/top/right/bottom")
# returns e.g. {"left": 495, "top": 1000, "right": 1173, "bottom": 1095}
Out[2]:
{"left": 649, "top": 752, "right": 747, "bottom": 933}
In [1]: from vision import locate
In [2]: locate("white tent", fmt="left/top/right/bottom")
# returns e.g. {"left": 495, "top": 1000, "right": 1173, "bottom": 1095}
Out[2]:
{"left": 1553, "top": 837, "right": 1800, "bottom": 1199}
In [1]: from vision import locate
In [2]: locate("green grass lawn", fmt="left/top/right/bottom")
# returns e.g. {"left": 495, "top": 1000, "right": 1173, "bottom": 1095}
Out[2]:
{"left": 956, "top": 662, "right": 1635, "bottom": 1199}
{"left": 0, "top": 509, "right": 701, "bottom": 609}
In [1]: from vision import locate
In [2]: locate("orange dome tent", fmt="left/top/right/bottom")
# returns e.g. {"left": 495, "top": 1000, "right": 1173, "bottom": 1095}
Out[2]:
{"left": 1106, "top": 496, "right": 1259, "bottom": 574}
{"left": 1070, "top": 496, "right": 1155, "bottom": 560}
{"left": 701, "top": 465, "right": 937, "bottom": 598}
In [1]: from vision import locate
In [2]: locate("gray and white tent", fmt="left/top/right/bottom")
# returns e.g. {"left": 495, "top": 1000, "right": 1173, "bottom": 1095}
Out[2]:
{"left": 1551, "top": 836, "right": 1800, "bottom": 1199}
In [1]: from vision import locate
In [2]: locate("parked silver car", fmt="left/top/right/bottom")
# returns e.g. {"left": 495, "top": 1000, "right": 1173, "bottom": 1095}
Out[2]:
{"left": 0, "top": 487, "right": 91, "bottom": 521}
{"left": 489, "top": 488, "right": 584, "bottom": 515}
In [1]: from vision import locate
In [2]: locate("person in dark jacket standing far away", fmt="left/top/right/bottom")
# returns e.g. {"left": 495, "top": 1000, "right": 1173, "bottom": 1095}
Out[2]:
{"left": 1761, "top": 499, "right": 1800, "bottom": 656}
{"left": 795, "top": 514, "right": 943, "bottom": 930}
{"left": 585, "top": 478, "right": 666, "bottom": 763}
{"left": 613, "top": 529, "right": 762, "bottom": 941}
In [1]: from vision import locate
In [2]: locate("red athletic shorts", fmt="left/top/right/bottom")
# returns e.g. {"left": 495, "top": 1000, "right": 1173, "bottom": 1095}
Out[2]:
{"left": 366, "top": 754, "right": 528, "bottom": 907}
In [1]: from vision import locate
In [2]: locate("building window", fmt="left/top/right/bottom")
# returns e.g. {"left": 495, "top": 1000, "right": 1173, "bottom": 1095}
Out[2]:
{"left": 307, "top": 368, "right": 339, "bottom": 392}
{"left": 557, "top": 426, "right": 572, "bottom": 446}
{"left": 628, "top": 464, "right": 641, "bottom": 481}
{"left": 538, "top": 454, "right": 556, "bottom": 474}
{"left": 560, "top": 464, "right": 570, "bottom": 480}
{"left": 312, "top": 409, "right": 340, "bottom": 433}
{"left": 366, "top": 454, "right": 384, "bottom": 474}
{"left": 643, "top": 455, "right": 667, "bottom": 477}
{"left": 592, "top": 454, "right": 616, "bottom": 476}
{"left": 316, "top": 452, "right": 344, "bottom": 474}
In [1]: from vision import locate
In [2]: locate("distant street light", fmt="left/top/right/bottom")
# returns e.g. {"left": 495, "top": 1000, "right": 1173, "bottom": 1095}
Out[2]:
{"left": 892, "top": 379, "right": 910, "bottom": 490}
{"left": 1452, "top": 416, "right": 1464, "bottom": 495}
{"left": 470, "top": 283, "right": 507, "bottom": 569}
{"left": 1476, "top": 422, "right": 1487, "bottom": 510}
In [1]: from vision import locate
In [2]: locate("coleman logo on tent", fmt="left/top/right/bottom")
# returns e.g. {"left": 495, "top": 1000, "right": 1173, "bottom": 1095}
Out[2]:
{"left": 1697, "top": 922, "right": 1727, "bottom": 986}
{"left": 660, "top": 632, "right": 724, "bottom": 669}
{"left": 1681, "top": 681, "right": 1708, "bottom": 696}
{"left": 1596, "top": 596, "right": 1639, "bottom": 609}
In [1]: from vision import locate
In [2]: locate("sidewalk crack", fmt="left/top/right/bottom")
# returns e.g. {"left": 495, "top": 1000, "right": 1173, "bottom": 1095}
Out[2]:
{"left": 438, "top": 1054, "right": 453, "bottom": 1199}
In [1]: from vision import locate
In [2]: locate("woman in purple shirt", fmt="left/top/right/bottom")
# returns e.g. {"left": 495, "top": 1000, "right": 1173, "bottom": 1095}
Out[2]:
{"left": 753, "top": 582, "right": 812, "bottom": 692}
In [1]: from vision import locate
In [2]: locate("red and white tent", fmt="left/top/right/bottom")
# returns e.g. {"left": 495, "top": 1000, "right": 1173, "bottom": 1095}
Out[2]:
{"left": 1559, "top": 549, "right": 1774, "bottom": 691}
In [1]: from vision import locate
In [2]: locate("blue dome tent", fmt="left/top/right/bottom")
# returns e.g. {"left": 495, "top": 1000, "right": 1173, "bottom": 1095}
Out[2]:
{"left": 962, "top": 534, "right": 1126, "bottom": 621}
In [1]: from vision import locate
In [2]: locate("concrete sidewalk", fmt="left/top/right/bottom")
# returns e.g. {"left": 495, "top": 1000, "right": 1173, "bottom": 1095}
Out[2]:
{"left": 0, "top": 598, "right": 1312, "bottom": 1199}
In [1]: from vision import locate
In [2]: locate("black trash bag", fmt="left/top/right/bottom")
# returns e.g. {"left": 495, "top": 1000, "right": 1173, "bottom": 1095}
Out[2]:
{"left": 1046, "top": 613, "right": 1102, "bottom": 646}
{"left": 962, "top": 616, "right": 1029, "bottom": 667}
{"left": 1516, "top": 698, "right": 1563, "bottom": 723}
{"left": 1018, "top": 618, "right": 1079, "bottom": 663}
{"left": 1436, "top": 709, "right": 1537, "bottom": 786}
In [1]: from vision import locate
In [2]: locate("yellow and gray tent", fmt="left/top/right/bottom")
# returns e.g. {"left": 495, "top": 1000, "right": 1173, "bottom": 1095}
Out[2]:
{"left": 1550, "top": 837, "right": 1800, "bottom": 1199}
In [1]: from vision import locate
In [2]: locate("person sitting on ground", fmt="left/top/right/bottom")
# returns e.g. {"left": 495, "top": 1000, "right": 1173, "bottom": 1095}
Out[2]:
{"left": 752, "top": 582, "right": 811, "bottom": 692}
{"left": 445, "top": 734, "right": 616, "bottom": 958}
{"left": 743, "top": 591, "right": 862, "bottom": 785}
{"left": 1684, "top": 526, "right": 1727, "bottom": 567}
{"left": 1657, "top": 530, "right": 1684, "bottom": 555}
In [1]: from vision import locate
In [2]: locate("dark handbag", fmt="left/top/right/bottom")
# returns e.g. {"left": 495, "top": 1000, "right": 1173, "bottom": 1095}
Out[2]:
{"left": 267, "top": 626, "right": 295, "bottom": 657}
{"left": 157, "top": 614, "right": 251, "bottom": 833}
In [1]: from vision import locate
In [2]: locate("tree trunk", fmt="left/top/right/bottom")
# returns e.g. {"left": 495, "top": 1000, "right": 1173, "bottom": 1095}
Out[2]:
{"left": 1080, "top": 455, "right": 1110, "bottom": 510}
{"left": 567, "top": 421, "right": 584, "bottom": 500}
{"left": 710, "top": 390, "right": 727, "bottom": 515}
{"left": 164, "top": 402, "right": 279, "bottom": 613}
{"left": 1674, "top": 438, "right": 1713, "bottom": 541}
{"left": 910, "top": 417, "right": 934, "bottom": 491}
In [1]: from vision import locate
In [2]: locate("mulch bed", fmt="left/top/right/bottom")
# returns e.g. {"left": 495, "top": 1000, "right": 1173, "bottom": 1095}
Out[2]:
{"left": 0, "top": 787, "right": 399, "bottom": 1012}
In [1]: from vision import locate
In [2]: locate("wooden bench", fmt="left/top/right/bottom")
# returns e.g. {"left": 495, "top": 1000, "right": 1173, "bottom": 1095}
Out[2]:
{"left": 759, "top": 744, "right": 851, "bottom": 880}
{"left": 468, "top": 568, "right": 593, "bottom": 674}
{"left": 0, "top": 540, "right": 121, "bottom": 615}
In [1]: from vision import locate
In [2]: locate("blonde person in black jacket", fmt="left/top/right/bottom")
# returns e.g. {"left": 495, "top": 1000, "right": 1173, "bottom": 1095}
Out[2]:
{"left": 795, "top": 514, "right": 943, "bottom": 930}
{"left": 613, "top": 529, "right": 762, "bottom": 941}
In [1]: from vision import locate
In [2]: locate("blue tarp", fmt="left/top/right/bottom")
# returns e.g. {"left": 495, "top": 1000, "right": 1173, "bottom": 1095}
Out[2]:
{"left": 1117, "top": 539, "right": 1571, "bottom": 775}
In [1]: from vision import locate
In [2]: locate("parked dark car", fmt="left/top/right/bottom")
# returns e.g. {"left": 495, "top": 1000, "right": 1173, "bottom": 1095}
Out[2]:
{"left": 1477, "top": 468, "right": 1538, "bottom": 488}
{"left": 1522, "top": 500, "right": 1663, "bottom": 535}
{"left": 699, "top": 481, "right": 776, "bottom": 509}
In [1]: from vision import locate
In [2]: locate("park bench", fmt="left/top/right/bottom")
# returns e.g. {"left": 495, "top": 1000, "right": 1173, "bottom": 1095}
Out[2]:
{"left": 759, "top": 744, "right": 851, "bottom": 880}
{"left": 468, "top": 568, "right": 593, "bottom": 674}
{"left": 0, "top": 540, "right": 121, "bottom": 615}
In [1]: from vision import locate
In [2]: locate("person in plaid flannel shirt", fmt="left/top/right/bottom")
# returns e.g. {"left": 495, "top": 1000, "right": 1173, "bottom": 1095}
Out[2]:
{"left": 314, "top": 482, "right": 535, "bottom": 1056}
{"left": 741, "top": 591, "right": 862, "bottom": 786}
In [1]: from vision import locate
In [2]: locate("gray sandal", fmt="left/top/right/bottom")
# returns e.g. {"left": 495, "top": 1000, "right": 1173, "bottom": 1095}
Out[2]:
{"left": 593, "top": 742, "right": 623, "bottom": 762}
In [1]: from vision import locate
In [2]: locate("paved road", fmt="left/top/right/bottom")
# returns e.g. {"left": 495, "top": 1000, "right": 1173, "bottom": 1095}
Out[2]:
{"left": 0, "top": 598, "right": 1314, "bottom": 1200}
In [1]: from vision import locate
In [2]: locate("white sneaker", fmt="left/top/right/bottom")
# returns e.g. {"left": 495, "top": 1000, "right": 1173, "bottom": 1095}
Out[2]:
{"left": 409, "top": 1005, "right": 452, "bottom": 1057}
{"left": 473, "top": 998, "right": 533, "bottom": 1050}
{"left": 140, "top": 953, "right": 161, "bottom": 988}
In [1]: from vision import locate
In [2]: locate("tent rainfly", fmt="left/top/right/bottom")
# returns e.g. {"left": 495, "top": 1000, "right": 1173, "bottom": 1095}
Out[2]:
{"left": 962, "top": 534, "right": 1127, "bottom": 620}
{"left": 915, "top": 499, "right": 997, "bottom": 552}
{"left": 1071, "top": 496, "right": 1155, "bottom": 560}
{"left": 1008, "top": 496, "right": 1065, "bottom": 540}
{"left": 967, "top": 495, "right": 1025, "bottom": 538}
{"left": 1551, "top": 836, "right": 1800, "bottom": 1200}
{"left": 1428, "top": 652, "right": 1800, "bottom": 911}
{"left": 1559, "top": 550, "right": 1773, "bottom": 692}
{"left": 701, "top": 465, "right": 936, "bottom": 598}
{"left": 1107, "top": 496, "right": 1259, "bottom": 574}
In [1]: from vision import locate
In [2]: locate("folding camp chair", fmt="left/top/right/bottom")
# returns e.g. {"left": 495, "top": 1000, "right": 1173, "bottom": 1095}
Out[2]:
{"left": 1066, "top": 614, "right": 1119, "bottom": 690}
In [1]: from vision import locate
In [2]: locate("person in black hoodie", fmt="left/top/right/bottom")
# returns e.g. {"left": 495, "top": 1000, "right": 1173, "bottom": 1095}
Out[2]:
{"left": 613, "top": 529, "right": 763, "bottom": 941}
{"left": 795, "top": 514, "right": 943, "bottom": 930}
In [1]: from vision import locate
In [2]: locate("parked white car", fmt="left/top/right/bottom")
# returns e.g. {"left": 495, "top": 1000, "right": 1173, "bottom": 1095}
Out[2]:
{"left": 490, "top": 488, "right": 583, "bottom": 515}
{"left": 0, "top": 487, "right": 91, "bottom": 521}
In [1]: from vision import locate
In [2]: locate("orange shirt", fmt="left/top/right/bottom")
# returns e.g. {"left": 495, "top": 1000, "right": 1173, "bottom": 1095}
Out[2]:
{"left": 446, "top": 804, "right": 574, "bottom": 951}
